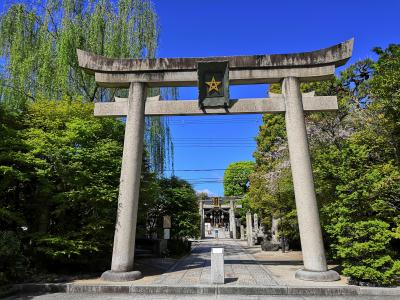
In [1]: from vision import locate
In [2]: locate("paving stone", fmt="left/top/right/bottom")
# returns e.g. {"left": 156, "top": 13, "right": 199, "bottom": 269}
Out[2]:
{"left": 153, "top": 237, "right": 277, "bottom": 286}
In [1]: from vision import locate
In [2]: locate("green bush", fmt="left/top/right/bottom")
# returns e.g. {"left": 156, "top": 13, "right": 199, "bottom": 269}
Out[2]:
{"left": 334, "top": 221, "right": 400, "bottom": 286}
{"left": 0, "top": 231, "right": 27, "bottom": 284}
{"left": 167, "top": 238, "right": 191, "bottom": 257}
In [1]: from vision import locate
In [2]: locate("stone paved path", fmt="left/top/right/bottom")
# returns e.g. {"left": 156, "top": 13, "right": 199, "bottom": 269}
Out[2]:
{"left": 152, "top": 231, "right": 278, "bottom": 286}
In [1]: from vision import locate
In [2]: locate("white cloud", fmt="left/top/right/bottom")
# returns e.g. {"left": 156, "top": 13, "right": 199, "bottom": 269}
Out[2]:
{"left": 196, "top": 188, "right": 216, "bottom": 196}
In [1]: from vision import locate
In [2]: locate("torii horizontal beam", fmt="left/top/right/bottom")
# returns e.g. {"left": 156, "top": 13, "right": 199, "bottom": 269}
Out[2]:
{"left": 78, "top": 39, "right": 353, "bottom": 73}
{"left": 94, "top": 65, "right": 335, "bottom": 87}
{"left": 94, "top": 95, "right": 338, "bottom": 117}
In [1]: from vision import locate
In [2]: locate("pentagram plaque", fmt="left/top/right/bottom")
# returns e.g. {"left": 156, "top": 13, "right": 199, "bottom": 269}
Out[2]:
{"left": 198, "top": 61, "right": 229, "bottom": 108}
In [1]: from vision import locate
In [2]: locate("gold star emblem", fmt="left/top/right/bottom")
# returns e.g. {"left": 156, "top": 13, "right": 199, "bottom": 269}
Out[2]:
{"left": 205, "top": 76, "right": 221, "bottom": 93}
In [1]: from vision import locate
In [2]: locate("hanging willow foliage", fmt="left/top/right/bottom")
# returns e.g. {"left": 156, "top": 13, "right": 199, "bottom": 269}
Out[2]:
{"left": 0, "top": 0, "right": 173, "bottom": 173}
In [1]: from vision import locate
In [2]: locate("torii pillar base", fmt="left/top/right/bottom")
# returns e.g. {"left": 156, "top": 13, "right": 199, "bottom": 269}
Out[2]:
{"left": 101, "top": 270, "right": 142, "bottom": 282}
{"left": 295, "top": 269, "right": 340, "bottom": 282}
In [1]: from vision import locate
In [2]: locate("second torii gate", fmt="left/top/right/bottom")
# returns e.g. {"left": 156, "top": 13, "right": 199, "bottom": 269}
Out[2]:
{"left": 77, "top": 38, "right": 353, "bottom": 282}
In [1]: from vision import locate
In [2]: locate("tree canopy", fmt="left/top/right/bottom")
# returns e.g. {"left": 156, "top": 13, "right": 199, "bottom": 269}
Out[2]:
{"left": 245, "top": 46, "right": 400, "bottom": 286}
{"left": 0, "top": 0, "right": 172, "bottom": 173}
{"left": 0, "top": 0, "right": 158, "bottom": 105}
{"left": 0, "top": 0, "right": 192, "bottom": 285}
{"left": 223, "top": 161, "right": 255, "bottom": 197}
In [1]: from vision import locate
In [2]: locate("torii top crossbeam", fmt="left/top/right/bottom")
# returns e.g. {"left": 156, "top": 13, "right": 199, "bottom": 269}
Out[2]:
{"left": 77, "top": 39, "right": 353, "bottom": 88}
{"left": 78, "top": 39, "right": 353, "bottom": 75}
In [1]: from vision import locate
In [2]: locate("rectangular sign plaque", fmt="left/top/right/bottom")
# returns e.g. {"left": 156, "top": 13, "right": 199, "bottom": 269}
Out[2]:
{"left": 198, "top": 61, "right": 229, "bottom": 108}
{"left": 163, "top": 216, "right": 171, "bottom": 229}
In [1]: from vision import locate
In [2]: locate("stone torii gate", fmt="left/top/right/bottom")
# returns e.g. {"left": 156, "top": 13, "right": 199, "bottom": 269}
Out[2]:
{"left": 77, "top": 39, "right": 353, "bottom": 282}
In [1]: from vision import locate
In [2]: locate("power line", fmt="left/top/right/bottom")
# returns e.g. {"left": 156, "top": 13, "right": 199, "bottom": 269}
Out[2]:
{"left": 185, "top": 181, "right": 224, "bottom": 183}
{"left": 173, "top": 139, "right": 255, "bottom": 141}
{"left": 173, "top": 137, "right": 255, "bottom": 139}
{"left": 183, "top": 177, "right": 223, "bottom": 180}
{"left": 189, "top": 182, "right": 222, "bottom": 185}
{"left": 169, "top": 120, "right": 261, "bottom": 125}
{"left": 169, "top": 117, "right": 260, "bottom": 121}
{"left": 173, "top": 143, "right": 255, "bottom": 145}
{"left": 164, "top": 168, "right": 227, "bottom": 172}
{"left": 174, "top": 145, "right": 255, "bottom": 148}
{"left": 164, "top": 167, "right": 256, "bottom": 172}
{"left": 173, "top": 143, "right": 255, "bottom": 144}
{"left": 173, "top": 141, "right": 256, "bottom": 144}
{"left": 174, "top": 146, "right": 254, "bottom": 148}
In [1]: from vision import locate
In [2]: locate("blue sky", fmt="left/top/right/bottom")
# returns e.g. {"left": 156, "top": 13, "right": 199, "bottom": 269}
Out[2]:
{"left": 1, "top": 1, "right": 399, "bottom": 196}
{"left": 153, "top": 0, "right": 400, "bottom": 195}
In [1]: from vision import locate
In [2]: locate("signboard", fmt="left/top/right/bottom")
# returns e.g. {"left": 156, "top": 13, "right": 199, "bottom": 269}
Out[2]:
{"left": 198, "top": 61, "right": 229, "bottom": 108}
{"left": 163, "top": 216, "right": 171, "bottom": 229}
{"left": 212, "top": 197, "right": 220, "bottom": 207}
{"left": 164, "top": 228, "right": 170, "bottom": 240}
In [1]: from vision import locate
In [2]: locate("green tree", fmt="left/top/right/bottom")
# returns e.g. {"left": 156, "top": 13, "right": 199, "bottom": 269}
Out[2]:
{"left": 310, "top": 54, "right": 400, "bottom": 285}
{"left": 157, "top": 176, "right": 200, "bottom": 239}
{"left": 0, "top": 0, "right": 172, "bottom": 173}
{"left": 0, "top": 0, "right": 158, "bottom": 104}
{"left": 0, "top": 98, "right": 161, "bottom": 274}
{"left": 0, "top": 104, "right": 29, "bottom": 284}
{"left": 370, "top": 44, "right": 400, "bottom": 161}
{"left": 18, "top": 99, "right": 124, "bottom": 268}
{"left": 314, "top": 135, "right": 400, "bottom": 285}
{"left": 248, "top": 111, "right": 298, "bottom": 242}
{"left": 249, "top": 52, "right": 400, "bottom": 285}
{"left": 223, "top": 161, "right": 255, "bottom": 196}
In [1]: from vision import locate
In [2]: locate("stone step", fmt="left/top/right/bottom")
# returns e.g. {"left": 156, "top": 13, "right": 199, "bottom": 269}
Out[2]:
{"left": 135, "top": 248, "right": 155, "bottom": 258}
{"left": 13, "top": 283, "right": 400, "bottom": 298}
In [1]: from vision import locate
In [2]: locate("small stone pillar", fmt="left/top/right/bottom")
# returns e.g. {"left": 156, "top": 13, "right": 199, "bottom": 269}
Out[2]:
{"left": 283, "top": 77, "right": 339, "bottom": 282}
{"left": 271, "top": 217, "right": 279, "bottom": 243}
{"left": 253, "top": 213, "right": 259, "bottom": 233}
{"left": 229, "top": 200, "right": 237, "bottom": 239}
{"left": 240, "top": 225, "right": 245, "bottom": 240}
{"left": 163, "top": 216, "right": 171, "bottom": 241}
{"left": 199, "top": 200, "right": 205, "bottom": 239}
{"left": 246, "top": 211, "right": 253, "bottom": 246}
{"left": 211, "top": 248, "right": 224, "bottom": 284}
{"left": 101, "top": 83, "right": 146, "bottom": 282}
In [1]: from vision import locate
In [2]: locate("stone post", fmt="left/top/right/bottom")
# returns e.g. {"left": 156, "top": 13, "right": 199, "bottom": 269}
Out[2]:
{"left": 240, "top": 225, "right": 245, "bottom": 240}
{"left": 282, "top": 77, "right": 339, "bottom": 282}
{"left": 101, "top": 83, "right": 146, "bottom": 282}
{"left": 199, "top": 200, "right": 205, "bottom": 239}
{"left": 253, "top": 213, "right": 259, "bottom": 233}
{"left": 246, "top": 211, "right": 253, "bottom": 246}
{"left": 211, "top": 248, "right": 224, "bottom": 284}
{"left": 229, "top": 200, "right": 237, "bottom": 239}
{"left": 271, "top": 217, "right": 279, "bottom": 243}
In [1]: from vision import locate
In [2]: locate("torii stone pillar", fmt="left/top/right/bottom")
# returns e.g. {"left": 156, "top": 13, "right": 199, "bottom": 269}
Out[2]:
{"left": 199, "top": 200, "right": 205, "bottom": 239}
{"left": 283, "top": 77, "right": 339, "bottom": 281}
{"left": 229, "top": 200, "right": 237, "bottom": 239}
{"left": 101, "top": 83, "right": 146, "bottom": 281}
{"left": 246, "top": 211, "right": 253, "bottom": 246}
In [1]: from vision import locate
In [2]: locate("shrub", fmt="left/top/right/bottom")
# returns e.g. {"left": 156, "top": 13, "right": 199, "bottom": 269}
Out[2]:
{"left": 0, "top": 231, "right": 27, "bottom": 284}
{"left": 334, "top": 221, "right": 400, "bottom": 286}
